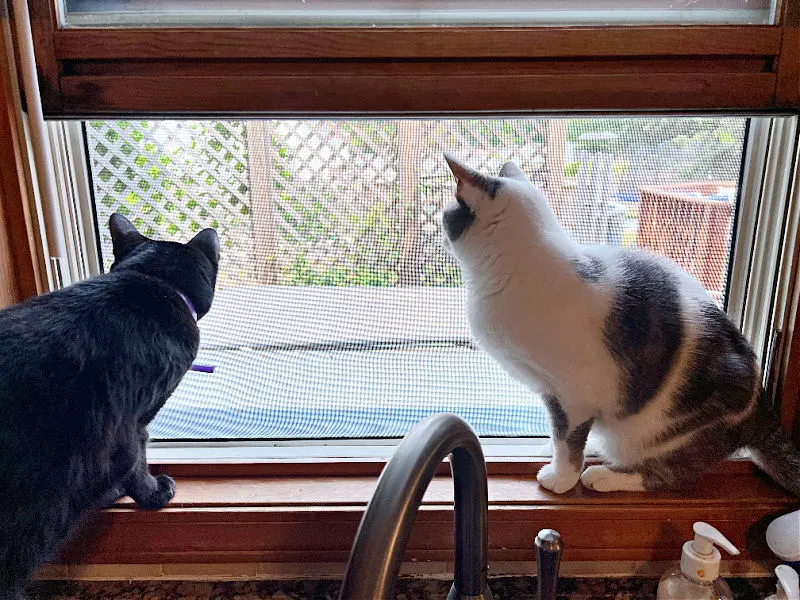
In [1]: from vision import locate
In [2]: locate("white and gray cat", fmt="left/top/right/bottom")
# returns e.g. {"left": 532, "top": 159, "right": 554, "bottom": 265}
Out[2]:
{"left": 440, "top": 153, "right": 800, "bottom": 496}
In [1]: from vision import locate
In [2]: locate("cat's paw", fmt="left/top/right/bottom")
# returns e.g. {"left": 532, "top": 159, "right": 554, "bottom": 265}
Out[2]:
{"left": 580, "top": 465, "right": 645, "bottom": 492}
{"left": 134, "top": 474, "right": 176, "bottom": 510}
{"left": 536, "top": 463, "right": 580, "bottom": 494}
{"left": 100, "top": 485, "right": 126, "bottom": 507}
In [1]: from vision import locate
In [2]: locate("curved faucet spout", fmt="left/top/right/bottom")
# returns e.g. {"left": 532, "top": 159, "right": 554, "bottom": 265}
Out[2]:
{"left": 339, "top": 413, "right": 491, "bottom": 600}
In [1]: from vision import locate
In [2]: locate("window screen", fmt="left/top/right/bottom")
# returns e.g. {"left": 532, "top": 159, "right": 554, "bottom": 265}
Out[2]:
{"left": 83, "top": 117, "right": 747, "bottom": 439}
{"left": 62, "top": 0, "right": 775, "bottom": 27}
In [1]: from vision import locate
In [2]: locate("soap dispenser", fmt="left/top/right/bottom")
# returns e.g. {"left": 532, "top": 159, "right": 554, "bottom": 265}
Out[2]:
{"left": 765, "top": 565, "right": 800, "bottom": 600}
{"left": 657, "top": 522, "right": 740, "bottom": 600}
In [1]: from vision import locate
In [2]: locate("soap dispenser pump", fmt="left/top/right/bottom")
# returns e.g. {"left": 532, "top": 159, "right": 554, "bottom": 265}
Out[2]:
{"left": 765, "top": 565, "right": 800, "bottom": 600}
{"left": 657, "top": 522, "right": 740, "bottom": 600}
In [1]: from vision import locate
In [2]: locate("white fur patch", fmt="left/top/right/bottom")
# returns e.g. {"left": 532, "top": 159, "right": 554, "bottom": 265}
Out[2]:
{"left": 580, "top": 465, "right": 645, "bottom": 492}
{"left": 537, "top": 463, "right": 581, "bottom": 494}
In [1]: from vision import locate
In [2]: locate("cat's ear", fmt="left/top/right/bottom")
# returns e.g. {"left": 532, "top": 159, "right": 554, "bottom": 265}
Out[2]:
{"left": 109, "top": 213, "right": 146, "bottom": 261}
{"left": 444, "top": 153, "right": 501, "bottom": 201}
{"left": 187, "top": 228, "right": 220, "bottom": 265}
{"left": 499, "top": 161, "right": 529, "bottom": 183}
{"left": 444, "top": 153, "right": 483, "bottom": 187}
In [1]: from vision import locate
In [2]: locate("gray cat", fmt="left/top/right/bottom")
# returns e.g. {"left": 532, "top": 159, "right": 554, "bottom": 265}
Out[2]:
{"left": 440, "top": 154, "right": 800, "bottom": 496}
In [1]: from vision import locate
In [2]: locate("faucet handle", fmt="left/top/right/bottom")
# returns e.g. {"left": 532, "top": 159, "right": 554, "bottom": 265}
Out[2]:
{"left": 535, "top": 529, "right": 563, "bottom": 600}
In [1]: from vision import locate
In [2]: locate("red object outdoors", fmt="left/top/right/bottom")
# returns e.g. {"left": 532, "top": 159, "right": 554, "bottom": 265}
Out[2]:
{"left": 638, "top": 181, "right": 735, "bottom": 295}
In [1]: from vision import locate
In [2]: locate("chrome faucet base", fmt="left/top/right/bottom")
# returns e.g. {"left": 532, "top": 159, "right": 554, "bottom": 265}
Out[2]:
{"left": 446, "top": 583, "right": 495, "bottom": 600}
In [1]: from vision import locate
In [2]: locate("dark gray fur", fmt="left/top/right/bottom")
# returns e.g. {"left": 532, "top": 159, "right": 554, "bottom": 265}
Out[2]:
{"left": 544, "top": 395, "right": 592, "bottom": 470}
{"left": 745, "top": 403, "right": 800, "bottom": 497}
{"left": 648, "top": 304, "right": 757, "bottom": 447}
{"left": 613, "top": 303, "right": 800, "bottom": 495}
{"left": 672, "top": 305, "right": 755, "bottom": 415}
{"left": 441, "top": 197, "right": 475, "bottom": 242}
{"left": 615, "top": 407, "right": 755, "bottom": 490}
{"left": 478, "top": 176, "right": 504, "bottom": 198}
{"left": 543, "top": 394, "right": 568, "bottom": 440}
{"left": 567, "top": 419, "right": 594, "bottom": 470}
{"left": 0, "top": 215, "right": 219, "bottom": 599}
{"left": 604, "top": 254, "right": 684, "bottom": 417}
{"left": 573, "top": 255, "right": 605, "bottom": 283}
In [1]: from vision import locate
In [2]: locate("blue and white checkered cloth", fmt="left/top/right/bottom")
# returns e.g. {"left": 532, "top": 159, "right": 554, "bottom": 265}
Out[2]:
{"left": 150, "top": 346, "right": 549, "bottom": 439}
{"left": 148, "top": 286, "right": 550, "bottom": 440}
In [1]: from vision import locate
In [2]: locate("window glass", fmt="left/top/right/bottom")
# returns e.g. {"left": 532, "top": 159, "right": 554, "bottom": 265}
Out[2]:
{"left": 83, "top": 117, "right": 747, "bottom": 439}
{"left": 62, "top": 0, "right": 776, "bottom": 27}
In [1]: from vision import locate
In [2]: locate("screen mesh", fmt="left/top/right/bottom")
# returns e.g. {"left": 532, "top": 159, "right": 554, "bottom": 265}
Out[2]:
{"left": 83, "top": 118, "right": 747, "bottom": 439}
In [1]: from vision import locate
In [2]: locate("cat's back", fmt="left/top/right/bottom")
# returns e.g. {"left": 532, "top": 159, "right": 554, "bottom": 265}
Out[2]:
{"left": 587, "top": 245, "right": 720, "bottom": 376}
{"left": 0, "top": 271, "right": 197, "bottom": 357}
{"left": 591, "top": 244, "right": 723, "bottom": 333}
{"left": 0, "top": 271, "right": 198, "bottom": 423}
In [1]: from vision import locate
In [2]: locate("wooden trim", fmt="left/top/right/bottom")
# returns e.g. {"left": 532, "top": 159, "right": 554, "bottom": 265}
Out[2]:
{"left": 0, "top": 9, "right": 41, "bottom": 304}
{"left": 776, "top": 0, "right": 800, "bottom": 106}
{"left": 0, "top": 48, "right": 19, "bottom": 308}
{"left": 53, "top": 26, "right": 781, "bottom": 60}
{"left": 22, "top": 0, "right": 61, "bottom": 114}
{"left": 55, "top": 466, "right": 797, "bottom": 566}
{"left": 15, "top": 3, "right": 797, "bottom": 115}
{"left": 148, "top": 457, "right": 761, "bottom": 479}
{"left": 0, "top": 186, "right": 19, "bottom": 308}
{"left": 58, "top": 72, "right": 778, "bottom": 117}
{"left": 51, "top": 26, "right": 784, "bottom": 115}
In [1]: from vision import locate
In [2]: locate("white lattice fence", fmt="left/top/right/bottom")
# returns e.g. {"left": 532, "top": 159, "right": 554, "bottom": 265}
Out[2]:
{"left": 86, "top": 118, "right": 743, "bottom": 295}
{"left": 246, "top": 120, "right": 405, "bottom": 287}
{"left": 245, "top": 119, "right": 550, "bottom": 287}
{"left": 86, "top": 120, "right": 256, "bottom": 287}
{"left": 88, "top": 119, "right": 552, "bottom": 288}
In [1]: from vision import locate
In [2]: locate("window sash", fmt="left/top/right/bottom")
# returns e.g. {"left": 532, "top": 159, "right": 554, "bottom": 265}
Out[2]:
{"left": 46, "top": 115, "right": 796, "bottom": 455}
{"left": 23, "top": 13, "right": 795, "bottom": 116}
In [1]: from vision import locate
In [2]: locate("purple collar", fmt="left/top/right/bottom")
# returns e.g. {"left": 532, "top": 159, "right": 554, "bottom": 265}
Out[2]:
{"left": 175, "top": 290, "right": 214, "bottom": 373}
{"left": 176, "top": 290, "right": 197, "bottom": 321}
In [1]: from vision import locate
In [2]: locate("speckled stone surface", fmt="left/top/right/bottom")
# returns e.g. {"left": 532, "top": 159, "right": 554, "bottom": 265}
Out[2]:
{"left": 27, "top": 577, "right": 776, "bottom": 599}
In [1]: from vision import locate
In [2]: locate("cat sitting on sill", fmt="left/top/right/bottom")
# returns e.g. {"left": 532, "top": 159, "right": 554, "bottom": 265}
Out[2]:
{"left": 440, "top": 154, "right": 800, "bottom": 497}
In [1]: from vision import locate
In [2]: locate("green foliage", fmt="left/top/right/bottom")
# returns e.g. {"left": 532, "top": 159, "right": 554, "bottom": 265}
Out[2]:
{"left": 567, "top": 117, "right": 744, "bottom": 186}
{"left": 89, "top": 117, "right": 746, "bottom": 290}
{"left": 88, "top": 121, "right": 251, "bottom": 287}
{"left": 566, "top": 117, "right": 745, "bottom": 181}
{"left": 564, "top": 161, "right": 580, "bottom": 177}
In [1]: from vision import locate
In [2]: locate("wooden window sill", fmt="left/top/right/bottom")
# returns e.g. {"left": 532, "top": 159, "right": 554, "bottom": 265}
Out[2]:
{"left": 55, "top": 460, "right": 798, "bottom": 567}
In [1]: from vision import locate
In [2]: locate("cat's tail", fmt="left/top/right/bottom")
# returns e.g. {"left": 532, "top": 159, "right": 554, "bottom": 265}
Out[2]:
{"left": 744, "top": 401, "right": 800, "bottom": 497}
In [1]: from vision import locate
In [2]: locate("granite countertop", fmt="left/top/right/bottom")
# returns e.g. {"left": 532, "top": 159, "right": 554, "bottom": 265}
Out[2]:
{"left": 28, "top": 577, "right": 776, "bottom": 599}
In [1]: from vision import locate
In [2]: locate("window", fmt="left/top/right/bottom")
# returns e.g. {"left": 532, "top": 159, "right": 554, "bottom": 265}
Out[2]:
{"left": 7, "top": 0, "right": 800, "bottom": 571}
{"left": 14, "top": 0, "right": 800, "bottom": 452}
{"left": 60, "top": 0, "right": 778, "bottom": 27}
{"left": 67, "top": 116, "right": 756, "bottom": 441}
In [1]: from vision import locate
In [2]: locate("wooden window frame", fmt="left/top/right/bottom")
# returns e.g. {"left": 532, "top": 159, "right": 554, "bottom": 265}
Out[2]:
{"left": 4, "top": 0, "right": 800, "bottom": 573}
{"left": 13, "top": 0, "right": 800, "bottom": 116}
{"left": 52, "top": 461, "right": 796, "bottom": 568}
{"left": 0, "top": 5, "right": 42, "bottom": 306}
